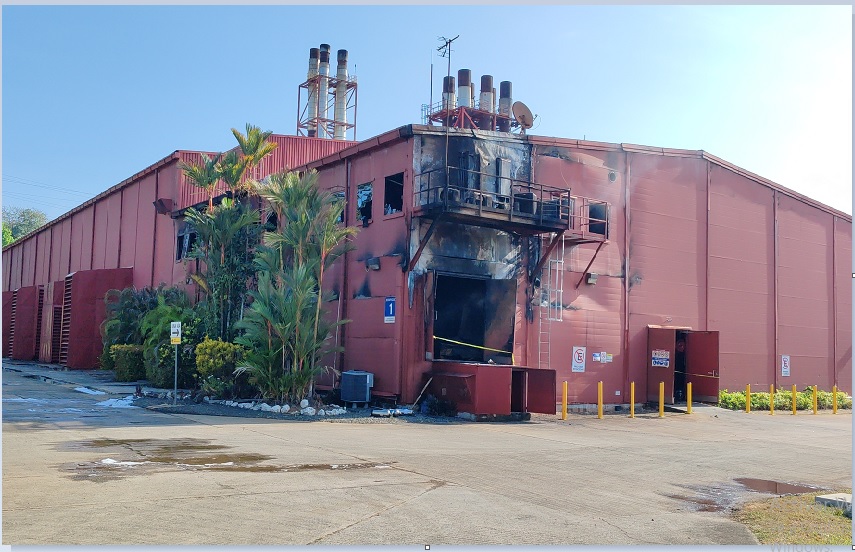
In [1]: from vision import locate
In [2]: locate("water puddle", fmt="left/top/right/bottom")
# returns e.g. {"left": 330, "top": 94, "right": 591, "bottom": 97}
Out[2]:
{"left": 734, "top": 478, "right": 824, "bottom": 495}
{"left": 61, "top": 438, "right": 391, "bottom": 481}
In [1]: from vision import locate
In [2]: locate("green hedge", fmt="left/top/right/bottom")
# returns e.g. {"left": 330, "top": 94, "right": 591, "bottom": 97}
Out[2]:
{"left": 146, "top": 343, "right": 196, "bottom": 389}
{"left": 195, "top": 337, "right": 245, "bottom": 380}
{"left": 110, "top": 344, "right": 145, "bottom": 382}
{"left": 719, "top": 388, "right": 852, "bottom": 411}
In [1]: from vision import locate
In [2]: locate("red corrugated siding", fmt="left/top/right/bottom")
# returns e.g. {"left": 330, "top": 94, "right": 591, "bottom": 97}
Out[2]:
{"left": 35, "top": 230, "right": 50, "bottom": 285}
{"left": 92, "top": 197, "right": 110, "bottom": 270}
{"left": 20, "top": 237, "right": 37, "bottom": 288}
{"left": 105, "top": 192, "right": 122, "bottom": 268}
{"left": 2, "top": 250, "right": 11, "bottom": 291}
{"left": 834, "top": 219, "right": 852, "bottom": 392}
{"left": 777, "top": 194, "right": 835, "bottom": 389}
{"left": 119, "top": 183, "right": 140, "bottom": 269}
{"left": 69, "top": 206, "right": 95, "bottom": 273}
{"left": 177, "top": 136, "right": 356, "bottom": 210}
{"left": 708, "top": 165, "right": 775, "bottom": 391}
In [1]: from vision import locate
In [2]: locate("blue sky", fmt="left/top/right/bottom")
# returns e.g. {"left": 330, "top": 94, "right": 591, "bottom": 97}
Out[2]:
{"left": 2, "top": 5, "right": 851, "bottom": 220}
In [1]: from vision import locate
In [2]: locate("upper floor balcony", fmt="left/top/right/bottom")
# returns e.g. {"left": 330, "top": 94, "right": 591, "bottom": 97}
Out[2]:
{"left": 413, "top": 165, "right": 610, "bottom": 242}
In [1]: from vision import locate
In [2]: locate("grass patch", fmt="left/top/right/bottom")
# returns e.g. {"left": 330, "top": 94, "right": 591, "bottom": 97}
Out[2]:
{"left": 733, "top": 489, "right": 851, "bottom": 545}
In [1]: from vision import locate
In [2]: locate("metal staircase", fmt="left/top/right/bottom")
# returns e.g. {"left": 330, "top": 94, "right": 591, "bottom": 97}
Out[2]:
{"left": 34, "top": 288, "right": 44, "bottom": 360}
{"left": 59, "top": 275, "right": 73, "bottom": 365}
{"left": 7, "top": 290, "right": 17, "bottom": 357}
{"left": 537, "top": 234, "right": 565, "bottom": 370}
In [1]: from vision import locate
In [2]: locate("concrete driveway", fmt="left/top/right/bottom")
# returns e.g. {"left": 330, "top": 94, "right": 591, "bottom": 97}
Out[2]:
{"left": 2, "top": 365, "right": 851, "bottom": 545}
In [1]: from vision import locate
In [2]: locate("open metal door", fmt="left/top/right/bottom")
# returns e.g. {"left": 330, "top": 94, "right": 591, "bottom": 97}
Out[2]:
{"left": 686, "top": 331, "right": 720, "bottom": 402}
{"left": 647, "top": 327, "right": 676, "bottom": 403}
{"left": 523, "top": 367, "right": 557, "bottom": 414}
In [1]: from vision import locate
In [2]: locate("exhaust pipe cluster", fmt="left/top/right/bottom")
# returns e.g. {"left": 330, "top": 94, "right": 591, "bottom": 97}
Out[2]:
{"left": 305, "top": 44, "right": 350, "bottom": 140}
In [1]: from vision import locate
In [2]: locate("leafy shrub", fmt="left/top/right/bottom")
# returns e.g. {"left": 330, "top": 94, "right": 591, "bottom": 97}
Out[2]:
{"left": 110, "top": 344, "right": 145, "bottom": 382}
{"left": 147, "top": 342, "right": 196, "bottom": 389}
{"left": 101, "top": 285, "right": 188, "bottom": 352}
{"left": 99, "top": 344, "right": 115, "bottom": 371}
{"left": 718, "top": 388, "right": 852, "bottom": 411}
{"left": 200, "top": 375, "right": 230, "bottom": 399}
{"left": 138, "top": 292, "right": 200, "bottom": 389}
{"left": 195, "top": 337, "right": 245, "bottom": 380}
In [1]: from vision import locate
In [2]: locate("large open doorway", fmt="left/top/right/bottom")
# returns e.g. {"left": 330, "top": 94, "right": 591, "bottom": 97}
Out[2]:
{"left": 646, "top": 326, "right": 720, "bottom": 404}
{"left": 433, "top": 274, "right": 515, "bottom": 363}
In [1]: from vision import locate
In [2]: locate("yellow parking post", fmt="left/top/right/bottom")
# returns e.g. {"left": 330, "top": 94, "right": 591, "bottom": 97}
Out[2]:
{"left": 686, "top": 382, "right": 692, "bottom": 414}
{"left": 659, "top": 382, "right": 664, "bottom": 418}
{"left": 812, "top": 385, "right": 818, "bottom": 415}
{"left": 770, "top": 384, "right": 774, "bottom": 415}
{"left": 561, "top": 381, "right": 567, "bottom": 420}
{"left": 630, "top": 382, "right": 635, "bottom": 419}
{"left": 746, "top": 384, "right": 751, "bottom": 413}
{"left": 791, "top": 384, "right": 797, "bottom": 415}
{"left": 597, "top": 381, "right": 603, "bottom": 419}
{"left": 833, "top": 385, "right": 838, "bottom": 414}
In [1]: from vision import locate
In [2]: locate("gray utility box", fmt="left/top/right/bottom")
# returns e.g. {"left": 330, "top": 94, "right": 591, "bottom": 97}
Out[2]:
{"left": 341, "top": 370, "right": 374, "bottom": 403}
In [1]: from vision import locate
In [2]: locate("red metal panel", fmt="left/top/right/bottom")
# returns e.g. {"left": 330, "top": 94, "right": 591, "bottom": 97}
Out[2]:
{"left": 685, "top": 331, "right": 719, "bottom": 402}
{"left": 35, "top": 229, "right": 50, "bottom": 287}
{"left": 10, "top": 285, "right": 40, "bottom": 360}
{"left": 92, "top": 195, "right": 110, "bottom": 270}
{"left": 647, "top": 327, "right": 675, "bottom": 403}
{"left": 65, "top": 268, "right": 133, "bottom": 369}
{"left": 834, "top": 220, "right": 852, "bottom": 393}
{"left": 120, "top": 183, "right": 139, "bottom": 269}
{"left": 708, "top": 165, "right": 775, "bottom": 391}
{"left": 2, "top": 250, "right": 11, "bottom": 291}
{"left": 50, "top": 222, "right": 69, "bottom": 282}
{"left": 428, "top": 362, "right": 512, "bottom": 416}
{"left": 69, "top": 207, "right": 92, "bottom": 273}
{"left": 776, "top": 194, "right": 834, "bottom": 390}
{"left": 104, "top": 192, "right": 122, "bottom": 269}
{"left": 2, "top": 291, "right": 13, "bottom": 356}
{"left": 523, "top": 367, "right": 557, "bottom": 414}
{"left": 9, "top": 242, "right": 22, "bottom": 291}
{"left": 153, "top": 167, "right": 179, "bottom": 287}
{"left": 20, "top": 237, "right": 37, "bottom": 288}
{"left": 133, "top": 173, "right": 157, "bottom": 288}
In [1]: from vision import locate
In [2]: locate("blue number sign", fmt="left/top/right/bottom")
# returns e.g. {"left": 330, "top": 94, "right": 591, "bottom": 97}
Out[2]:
{"left": 384, "top": 297, "right": 396, "bottom": 323}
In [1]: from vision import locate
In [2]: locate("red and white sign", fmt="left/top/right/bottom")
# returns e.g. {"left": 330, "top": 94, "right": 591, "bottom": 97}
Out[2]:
{"left": 572, "top": 346, "right": 586, "bottom": 373}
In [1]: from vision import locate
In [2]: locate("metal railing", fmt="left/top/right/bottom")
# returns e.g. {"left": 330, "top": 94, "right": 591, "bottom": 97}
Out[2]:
{"left": 413, "top": 166, "right": 610, "bottom": 238}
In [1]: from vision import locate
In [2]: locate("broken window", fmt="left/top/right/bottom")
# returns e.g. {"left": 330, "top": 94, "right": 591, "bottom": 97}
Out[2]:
{"left": 588, "top": 202, "right": 608, "bottom": 236}
{"left": 175, "top": 226, "right": 197, "bottom": 261}
{"left": 332, "top": 191, "right": 345, "bottom": 223}
{"left": 356, "top": 182, "right": 373, "bottom": 223}
{"left": 384, "top": 173, "right": 404, "bottom": 215}
{"left": 264, "top": 212, "right": 278, "bottom": 232}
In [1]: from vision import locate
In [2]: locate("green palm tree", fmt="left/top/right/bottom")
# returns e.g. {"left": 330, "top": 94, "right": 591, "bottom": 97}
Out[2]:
{"left": 232, "top": 124, "right": 278, "bottom": 187}
{"left": 180, "top": 153, "right": 223, "bottom": 211}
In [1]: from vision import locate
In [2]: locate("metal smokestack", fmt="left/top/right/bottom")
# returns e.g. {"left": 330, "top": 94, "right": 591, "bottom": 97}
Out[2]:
{"left": 480, "top": 75, "right": 494, "bottom": 115}
{"left": 457, "top": 69, "right": 471, "bottom": 108}
{"left": 442, "top": 75, "right": 457, "bottom": 113}
{"left": 318, "top": 44, "right": 331, "bottom": 138}
{"left": 333, "top": 49, "right": 349, "bottom": 140}
{"left": 306, "top": 48, "right": 320, "bottom": 137}
{"left": 498, "top": 81, "right": 512, "bottom": 132}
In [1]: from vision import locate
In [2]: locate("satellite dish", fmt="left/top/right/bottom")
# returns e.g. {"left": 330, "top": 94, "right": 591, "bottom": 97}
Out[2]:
{"left": 512, "top": 101, "right": 534, "bottom": 133}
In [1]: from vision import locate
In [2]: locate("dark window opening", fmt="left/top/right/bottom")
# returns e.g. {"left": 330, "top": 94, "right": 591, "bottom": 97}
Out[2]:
{"left": 332, "top": 191, "right": 345, "bottom": 223}
{"left": 176, "top": 230, "right": 197, "bottom": 261}
{"left": 384, "top": 173, "right": 404, "bottom": 215}
{"left": 264, "top": 212, "right": 278, "bottom": 232}
{"left": 588, "top": 203, "right": 608, "bottom": 236}
{"left": 357, "top": 182, "right": 373, "bottom": 223}
{"left": 433, "top": 274, "right": 515, "bottom": 364}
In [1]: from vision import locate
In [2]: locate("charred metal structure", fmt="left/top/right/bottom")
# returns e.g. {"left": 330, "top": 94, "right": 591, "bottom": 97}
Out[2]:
{"left": 3, "top": 50, "right": 851, "bottom": 417}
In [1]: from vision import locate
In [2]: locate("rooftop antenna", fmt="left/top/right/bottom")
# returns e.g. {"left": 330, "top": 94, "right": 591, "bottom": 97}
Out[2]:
{"left": 512, "top": 101, "right": 534, "bottom": 135}
{"left": 437, "top": 35, "right": 459, "bottom": 191}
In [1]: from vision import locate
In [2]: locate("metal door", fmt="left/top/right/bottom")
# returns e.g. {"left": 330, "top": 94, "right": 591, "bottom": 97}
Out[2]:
{"left": 647, "top": 327, "right": 676, "bottom": 403}
{"left": 686, "top": 331, "right": 720, "bottom": 402}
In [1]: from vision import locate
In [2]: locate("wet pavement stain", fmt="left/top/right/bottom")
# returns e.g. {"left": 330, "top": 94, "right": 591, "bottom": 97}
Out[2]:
{"left": 734, "top": 478, "right": 825, "bottom": 495}
{"left": 60, "top": 437, "right": 391, "bottom": 481}
{"left": 666, "top": 494, "right": 725, "bottom": 512}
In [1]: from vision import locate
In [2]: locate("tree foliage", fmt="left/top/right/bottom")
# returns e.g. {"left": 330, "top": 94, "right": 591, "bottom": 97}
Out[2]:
{"left": 3, "top": 206, "right": 48, "bottom": 242}
{"left": 2, "top": 222, "right": 13, "bottom": 247}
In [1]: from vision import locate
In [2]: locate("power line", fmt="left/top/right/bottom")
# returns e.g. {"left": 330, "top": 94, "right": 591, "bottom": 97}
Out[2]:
{"left": 2, "top": 174, "right": 92, "bottom": 196}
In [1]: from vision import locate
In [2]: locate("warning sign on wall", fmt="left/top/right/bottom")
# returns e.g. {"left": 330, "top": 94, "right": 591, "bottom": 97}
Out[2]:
{"left": 651, "top": 349, "right": 670, "bottom": 368}
{"left": 781, "top": 355, "right": 790, "bottom": 377}
{"left": 572, "top": 346, "right": 586, "bottom": 373}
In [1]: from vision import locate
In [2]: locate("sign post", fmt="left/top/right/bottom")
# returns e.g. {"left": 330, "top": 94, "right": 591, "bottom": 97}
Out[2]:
{"left": 170, "top": 322, "right": 181, "bottom": 405}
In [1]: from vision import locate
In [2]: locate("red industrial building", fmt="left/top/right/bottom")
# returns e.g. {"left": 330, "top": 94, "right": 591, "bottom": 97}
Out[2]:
{"left": 3, "top": 54, "right": 851, "bottom": 416}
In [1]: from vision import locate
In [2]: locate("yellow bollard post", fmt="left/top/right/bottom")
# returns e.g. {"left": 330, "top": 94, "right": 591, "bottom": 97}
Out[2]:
{"left": 561, "top": 381, "right": 567, "bottom": 420}
{"left": 659, "top": 381, "right": 664, "bottom": 418}
{"left": 833, "top": 385, "right": 838, "bottom": 414}
{"left": 770, "top": 384, "right": 774, "bottom": 415}
{"left": 792, "top": 384, "right": 797, "bottom": 415}
{"left": 630, "top": 381, "right": 635, "bottom": 419}
{"left": 597, "top": 381, "right": 603, "bottom": 419}
{"left": 746, "top": 384, "right": 751, "bottom": 413}
{"left": 812, "top": 385, "right": 818, "bottom": 415}
{"left": 686, "top": 382, "right": 692, "bottom": 414}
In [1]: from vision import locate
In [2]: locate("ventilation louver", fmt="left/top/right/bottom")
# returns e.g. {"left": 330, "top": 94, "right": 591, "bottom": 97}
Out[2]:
{"left": 340, "top": 370, "right": 374, "bottom": 403}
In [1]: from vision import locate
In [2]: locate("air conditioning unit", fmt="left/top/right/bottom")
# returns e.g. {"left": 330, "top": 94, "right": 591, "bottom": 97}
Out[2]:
{"left": 340, "top": 370, "right": 374, "bottom": 403}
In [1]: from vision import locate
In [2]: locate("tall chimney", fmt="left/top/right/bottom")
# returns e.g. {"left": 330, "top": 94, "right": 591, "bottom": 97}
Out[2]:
{"left": 457, "top": 69, "right": 471, "bottom": 108}
{"left": 498, "top": 81, "right": 512, "bottom": 132}
{"left": 333, "top": 49, "right": 349, "bottom": 140}
{"left": 306, "top": 48, "right": 320, "bottom": 137}
{"left": 318, "top": 44, "right": 331, "bottom": 138}
{"left": 480, "top": 75, "right": 494, "bottom": 124}
{"left": 442, "top": 75, "right": 457, "bottom": 113}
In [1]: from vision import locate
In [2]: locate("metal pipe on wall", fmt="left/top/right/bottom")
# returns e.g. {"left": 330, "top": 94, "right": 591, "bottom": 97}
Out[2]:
{"left": 306, "top": 48, "right": 320, "bottom": 137}
{"left": 333, "top": 49, "right": 349, "bottom": 140}
{"left": 318, "top": 44, "right": 331, "bottom": 138}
